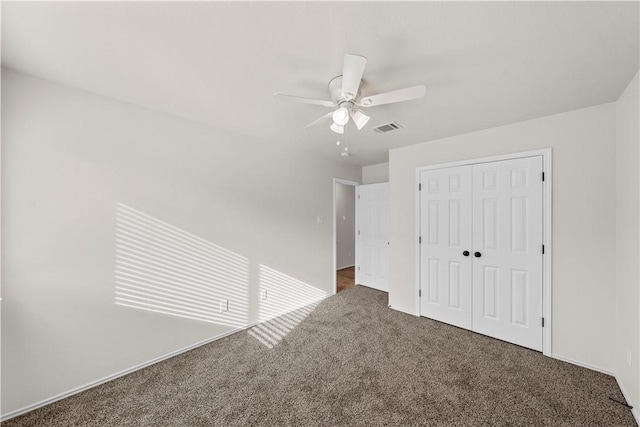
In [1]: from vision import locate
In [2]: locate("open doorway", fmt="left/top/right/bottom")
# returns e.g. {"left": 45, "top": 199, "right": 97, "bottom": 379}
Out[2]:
{"left": 333, "top": 178, "right": 359, "bottom": 294}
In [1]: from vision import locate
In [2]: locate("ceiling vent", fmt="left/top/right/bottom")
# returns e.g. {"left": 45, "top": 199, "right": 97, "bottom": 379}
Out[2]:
{"left": 372, "top": 122, "right": 402, "bottom": 134}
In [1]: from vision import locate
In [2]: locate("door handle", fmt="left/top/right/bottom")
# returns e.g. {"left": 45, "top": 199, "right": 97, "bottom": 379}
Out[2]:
{"left": 463, "top": 251, "right": 470, "bottom": 257}
{"left": 474, "top": 252, "right": 482, "bottom": 258}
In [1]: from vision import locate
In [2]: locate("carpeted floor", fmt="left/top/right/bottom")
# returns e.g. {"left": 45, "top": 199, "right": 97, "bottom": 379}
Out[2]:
{"left": 4, "top": 286, "right": 635, "bottom": 426}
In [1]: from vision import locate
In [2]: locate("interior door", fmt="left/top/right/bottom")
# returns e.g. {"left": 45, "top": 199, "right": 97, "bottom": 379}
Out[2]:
{"left": 419, "top": 166, "right": 473, "bottom": 329}
{"left": 356, "top": 183, "right": 389, "bottom": 292}
{"left": 471, "top": 156, "right": 543, "bottom": 351}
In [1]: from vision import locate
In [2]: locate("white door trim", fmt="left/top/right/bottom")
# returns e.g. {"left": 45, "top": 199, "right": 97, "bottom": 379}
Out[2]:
{"left": 333, "top": 178, "right": 361, "bottom": 295}
{"left": 414, "top": 148, "right": 552, "bottom": 356}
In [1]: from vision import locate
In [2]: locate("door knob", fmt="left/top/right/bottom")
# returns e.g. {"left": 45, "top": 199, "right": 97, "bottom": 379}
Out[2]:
{"left": 474, "top": 252, "right": 482, "bottom": 258}
{"left": 463, "top": 251, "right": 470, "bottom": 257}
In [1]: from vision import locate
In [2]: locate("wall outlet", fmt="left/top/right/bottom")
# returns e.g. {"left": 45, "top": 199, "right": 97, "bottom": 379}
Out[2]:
{"left": 316, "top": 216, "right": 323, "bottom": 225}
{"left": 261, "top": 290, "right": 268, "bottom": 300}
{"left": 219, "top": 299, "right": 228, "bottom": 313}
{"left": 627, "top": 349, "right": 633, "bottom": 367}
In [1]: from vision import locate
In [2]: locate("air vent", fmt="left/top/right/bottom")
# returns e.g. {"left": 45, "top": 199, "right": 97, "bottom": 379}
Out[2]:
{"left": 373, "top": 122, "right": 402, "bottom": 133}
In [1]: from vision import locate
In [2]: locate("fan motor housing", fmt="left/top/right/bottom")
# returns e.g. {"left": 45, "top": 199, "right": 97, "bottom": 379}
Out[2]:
{"left": 328, "top": 75, "right": 362, "bottom": 105}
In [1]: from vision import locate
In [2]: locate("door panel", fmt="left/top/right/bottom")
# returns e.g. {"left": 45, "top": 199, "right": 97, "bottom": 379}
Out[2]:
{"left": 357, "top": 183, "right": 389, "bottom": 291}
{"left": 420, "top": 166, "right": 473, "bottom": 329}
{"left": 471, "top": 156, "right": 543, "bottom": 351}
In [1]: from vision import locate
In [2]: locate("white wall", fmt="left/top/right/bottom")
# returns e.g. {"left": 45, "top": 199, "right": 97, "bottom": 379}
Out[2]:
{"left": 389, "top": 103, "right": 617, "bottom": 372}
{"left": 362, "top": 162, "right": 389, "bottom": 184}
{"left": 335, "top": 183, "right": 355, "bottom": 270}
{"left": 0, "top": 69, "right": 361, "bottom": 416}
{"left": 615, "top": 70, "right": 639, "bottom": 415}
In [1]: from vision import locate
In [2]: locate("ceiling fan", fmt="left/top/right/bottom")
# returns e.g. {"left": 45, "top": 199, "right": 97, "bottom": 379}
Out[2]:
{"left": 274, "top": 54, "right": 426, "bottom": 134}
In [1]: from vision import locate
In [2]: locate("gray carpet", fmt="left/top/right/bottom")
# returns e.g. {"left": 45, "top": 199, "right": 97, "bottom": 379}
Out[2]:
{"left": 4, "top": 286, "right": 636, "bottom": 426}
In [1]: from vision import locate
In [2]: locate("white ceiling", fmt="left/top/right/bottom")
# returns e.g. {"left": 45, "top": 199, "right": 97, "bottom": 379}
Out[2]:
{"left": 2, "top": 1, "right": 638, "bottom": 166}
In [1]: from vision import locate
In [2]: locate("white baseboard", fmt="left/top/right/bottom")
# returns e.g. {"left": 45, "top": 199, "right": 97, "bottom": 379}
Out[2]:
{"left": 0, "top": 323, "right": 256, "bottom": 422}
{"left": 615, "top": 374, "right": 640, "bottom": 425}
{"left": 336, "top": 264, "right": 355, "bottom": 271}
{"left": 550, "top": 353, "right": 615, "bottom": 376}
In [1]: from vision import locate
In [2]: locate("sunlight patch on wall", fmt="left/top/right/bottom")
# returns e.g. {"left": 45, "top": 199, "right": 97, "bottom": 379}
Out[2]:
{"left": 248, "top": 301, "right": 320, "bottom": 349}
{"left": 115, "top": 203, "right": 249, "bottom": 327}
{"left": 258, "top": 265, "right": 327, "bottom": 322}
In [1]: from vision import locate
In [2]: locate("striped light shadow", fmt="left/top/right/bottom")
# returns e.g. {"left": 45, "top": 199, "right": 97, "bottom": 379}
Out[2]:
{"left": 115, "top": 203, "right": 249, "bottom": 327}
{"left": 248, "top": 301, "right": 320, "bottom": 349}
{"left": 258, "top": 265, "right": 327, "bottom": 323}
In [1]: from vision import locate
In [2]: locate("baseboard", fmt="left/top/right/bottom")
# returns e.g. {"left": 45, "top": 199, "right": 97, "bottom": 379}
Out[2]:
{"left": 615, "top": 374, "right": 640, "bottom": 425}
{"left": 550, "top": 353, "right": 615, "bottom": 376}
{"left": 0, "top": 323, "right": 256, "bottom": 422}
{"left": 336, "top": 264, "right": 355, "bottom": 271}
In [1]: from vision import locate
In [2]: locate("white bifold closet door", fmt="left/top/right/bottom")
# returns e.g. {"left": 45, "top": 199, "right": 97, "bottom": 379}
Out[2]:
{"left": 419, "top": 166, "right": 473, "bottom": 330}
{"left": 356, "top": 183, "right": 389, "bottom": 292}
{"left": 420, "top": 156, "right": 543, "bottom": 351}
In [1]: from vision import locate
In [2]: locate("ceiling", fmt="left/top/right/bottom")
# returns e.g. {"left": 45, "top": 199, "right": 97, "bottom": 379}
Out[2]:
{"left": 2, "top": 2, "right": 638, "bottom": 166}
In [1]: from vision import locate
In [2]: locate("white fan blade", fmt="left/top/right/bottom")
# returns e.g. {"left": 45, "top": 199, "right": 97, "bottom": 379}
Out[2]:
{"left": 330, "top": 123, "right": 345, "bottom": 134}
{"left": 304, "top": 111, "right": 334, "bottom": 129}
{"left": 357, "top": 85, "right": 426, "bottom": 107}
{"left": 274, "top": 93, "right": 336, "bottom": 108}
{"left": 341, "top": 54, "right": 367, "bottom": 100}
{"left": 350, "top": 109, "right": 370, "bottom": 130}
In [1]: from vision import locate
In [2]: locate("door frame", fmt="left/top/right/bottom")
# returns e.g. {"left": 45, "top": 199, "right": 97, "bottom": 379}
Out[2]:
{"left": 333, "top": 178, "right": 361, "bottom": 295}
{"left": 415, "top": 148, "right": 552, "bottom": 356}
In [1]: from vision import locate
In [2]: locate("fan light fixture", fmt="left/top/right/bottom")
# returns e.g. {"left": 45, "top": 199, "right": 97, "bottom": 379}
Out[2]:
{"left": 330, "top": 123, "right": 344, "bottom": 134}
{"left": 332, "top": 107, "right": 350, "bottom": 126}
{"left": 350, "top": 109, "right": 370, "bottom": 130}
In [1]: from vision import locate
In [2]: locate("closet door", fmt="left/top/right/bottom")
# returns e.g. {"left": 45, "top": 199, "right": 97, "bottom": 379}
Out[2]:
{"left": 419, "top": 166, "right": 473, "bottom": 329}
{"left": 357, "top": 183, "right": 389, "bottom": 292}
{"left": 471, "top": 156, "right": 543, "bottom": 351}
